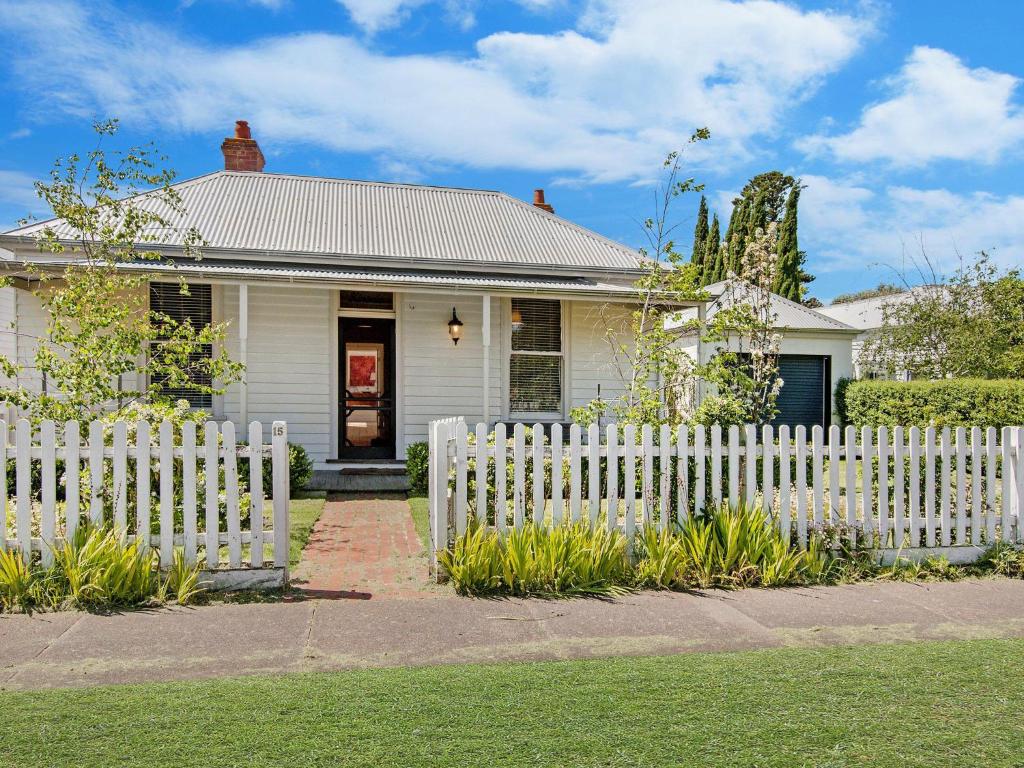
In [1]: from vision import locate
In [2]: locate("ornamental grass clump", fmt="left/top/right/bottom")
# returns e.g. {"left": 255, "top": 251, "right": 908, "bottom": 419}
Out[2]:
{"left": 439, "top": 521, "right": 630, "bottom": 597}
{"left": 0, "top": 526, "right": 205, "bottom": 613}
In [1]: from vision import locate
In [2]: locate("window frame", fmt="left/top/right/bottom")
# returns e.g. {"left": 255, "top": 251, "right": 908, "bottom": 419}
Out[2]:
{"left": 505, "top": 297, "right": 568, "bottom": 421}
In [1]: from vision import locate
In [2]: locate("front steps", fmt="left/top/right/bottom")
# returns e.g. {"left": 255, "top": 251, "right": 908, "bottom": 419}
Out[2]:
{"left": 308, "top": 463, "right": 410, "bottom": 493}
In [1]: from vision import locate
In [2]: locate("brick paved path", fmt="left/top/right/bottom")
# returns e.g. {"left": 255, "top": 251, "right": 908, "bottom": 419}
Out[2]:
{"left": 292, "top": 494, "right": 444, "bottom": 599}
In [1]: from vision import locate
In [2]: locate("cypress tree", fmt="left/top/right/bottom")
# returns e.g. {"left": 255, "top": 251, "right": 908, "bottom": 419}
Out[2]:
{"left": 773, "top": 185, "right": 802, "bottom": 301}
{"left": 723, "top": 196, "right": 748, "bottom": 278}
{"left": 703, "top": 213, "right": 721, "bottom": 284}
{"left": 691, "top": 195, "right": 709, "bottom": 275}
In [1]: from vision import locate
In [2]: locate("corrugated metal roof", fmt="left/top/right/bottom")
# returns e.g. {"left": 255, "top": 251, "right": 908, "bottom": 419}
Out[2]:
{"left": 816, "top": 289, "right": 920, "bottom": 330}
{"left": 702, "top": 279, "right": 857, "bottom": 332}
{"left": 2, "top": 258, "right": 647, "bottom": 298}
{"left": 2, "top": 171, "right": 643, "bottom": 273}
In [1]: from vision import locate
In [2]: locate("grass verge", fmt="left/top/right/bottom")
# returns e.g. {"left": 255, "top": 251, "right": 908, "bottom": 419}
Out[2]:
{"left": 287, "top": 491, "right": 328, "bottom": 568}
{"left": 407, "top": 495, "right": 430, "bottom": 551}
{"left": 1, "top": 638, "right": 1022, "bottom": 767}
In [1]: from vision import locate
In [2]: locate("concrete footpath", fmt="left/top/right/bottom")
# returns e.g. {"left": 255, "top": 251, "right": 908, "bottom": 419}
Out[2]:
{"left": 3, "top": 578, "right": 1024, "bottom": 691}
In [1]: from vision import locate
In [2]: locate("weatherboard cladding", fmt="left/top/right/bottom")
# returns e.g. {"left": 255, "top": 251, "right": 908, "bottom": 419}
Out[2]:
{"left": 5, "top": 171, "right": 643, "bottom": 272}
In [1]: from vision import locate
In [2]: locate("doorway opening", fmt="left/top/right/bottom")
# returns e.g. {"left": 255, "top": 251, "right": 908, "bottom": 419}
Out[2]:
{"left": 339, "top": 316, "right": 396, "bottom": 460}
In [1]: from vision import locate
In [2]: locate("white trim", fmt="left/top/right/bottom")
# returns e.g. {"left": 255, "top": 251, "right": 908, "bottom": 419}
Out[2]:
{"left": 238, "top": 283, "right": 248, "bottom": 427}
{"left": 338, "top": 307, "right": 397, "bottom": 319}
{"left": 505, "top": 296, "right": 567, "bottom": 423}
{"left": 328, "top": 289, "right": 340, "bottom": 461}
{"left": 394, "top": 292, "right": 405, "bottom": 460}
{"left": 482, "top": 294, "right": 491, "bottom": 424}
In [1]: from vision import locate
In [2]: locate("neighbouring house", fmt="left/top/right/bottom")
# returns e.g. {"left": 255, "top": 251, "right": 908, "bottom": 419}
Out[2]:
{"left": 673, "top": 279, "right": 858, "bottom": 430}
{"left": 0, "top": 121, "right": 708, "bottom": 486}
{"left": 816, "top": 290, "right": 918, "bottom": 380}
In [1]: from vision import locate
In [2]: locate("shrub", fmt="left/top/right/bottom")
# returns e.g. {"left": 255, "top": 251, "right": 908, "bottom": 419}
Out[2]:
{"left": 839, "top": 379, "right": 1024, "bottom": 428}
{"left": 261, "top": 441, "right": 313, "bottom": 498}
{"left": 406, "top": 441, "right": 429, "bottom": 495}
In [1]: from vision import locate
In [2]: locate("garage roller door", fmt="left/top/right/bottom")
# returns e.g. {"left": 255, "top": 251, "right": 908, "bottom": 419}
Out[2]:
{"left": 771, "top": 355, "right": 830, "bottom": 431}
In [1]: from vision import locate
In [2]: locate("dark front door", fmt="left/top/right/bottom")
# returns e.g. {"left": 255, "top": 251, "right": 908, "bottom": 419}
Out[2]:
{"left": 339, "top": 317, "right": 396, "bottom": 460}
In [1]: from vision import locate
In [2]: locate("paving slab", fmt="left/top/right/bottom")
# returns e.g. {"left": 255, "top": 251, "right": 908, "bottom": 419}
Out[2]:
{"left": 1, "top": 579, "right": 1023, "bottom": 691}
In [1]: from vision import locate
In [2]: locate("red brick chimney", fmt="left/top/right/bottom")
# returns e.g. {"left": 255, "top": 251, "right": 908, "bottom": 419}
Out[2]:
{"left": 221, "top": 120, "right": 265, "bottom": 172}
{"left": 532, "top": 188, "right": 554, "bottom": 214}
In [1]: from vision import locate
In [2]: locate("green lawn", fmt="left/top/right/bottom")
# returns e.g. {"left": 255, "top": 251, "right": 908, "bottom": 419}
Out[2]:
{"left": 407, "top": 494, "right": 430, "bottom": 550}
{"left": 2, "top": 638, "right": 1023, "bottom": 767}
{"left": 287, "top": 491, "right": 328, "bottom": 567}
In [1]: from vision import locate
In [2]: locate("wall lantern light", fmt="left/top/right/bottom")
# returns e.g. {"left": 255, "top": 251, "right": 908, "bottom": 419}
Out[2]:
{"left": 510, "top": 308, "right": 524, "bottom": 332}
{"left": 448, "top": 307, "right": 464, "bottom": 345}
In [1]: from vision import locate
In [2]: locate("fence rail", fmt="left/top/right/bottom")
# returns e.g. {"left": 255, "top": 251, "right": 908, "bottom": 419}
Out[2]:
{"left": 0, "top": 419, "right": 290, "bottom": 581}
{"left": 428, "top": 420, "right": 1024, "bottom": 570}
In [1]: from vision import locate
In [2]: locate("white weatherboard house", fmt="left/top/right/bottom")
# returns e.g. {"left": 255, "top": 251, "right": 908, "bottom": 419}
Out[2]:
{"left": 0, "top": 122, "right": 704, "bottom": 483}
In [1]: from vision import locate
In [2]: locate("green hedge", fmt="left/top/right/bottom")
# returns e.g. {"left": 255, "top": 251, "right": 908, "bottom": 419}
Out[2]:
{"left": 839, "top": 379, "right": 1024, "bottom": 428}
{"left": 406, "top": 441, "right": 429, "bottom": 495}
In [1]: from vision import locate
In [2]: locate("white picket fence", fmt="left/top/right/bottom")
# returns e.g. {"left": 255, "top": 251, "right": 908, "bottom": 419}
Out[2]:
{"left": 429, "top": 419, "right": 1024, "bottom": 569}
{"left": 0, "top": 419, "right": 291, "bottom": 586}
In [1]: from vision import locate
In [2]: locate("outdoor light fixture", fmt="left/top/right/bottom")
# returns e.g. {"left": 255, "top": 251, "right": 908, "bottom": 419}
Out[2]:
{"left": 510, "top": 308, "right": 524, "bottom": 332}
{"left": 448, "top": 307, "right": 464, "bottom": 345}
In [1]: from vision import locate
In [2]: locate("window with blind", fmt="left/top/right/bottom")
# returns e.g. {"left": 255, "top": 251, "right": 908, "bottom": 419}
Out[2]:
{"left": 149, "top": 282, "right": 213, "bottom": 408}
{"left": 509, "top": 298, "right": 562, "bottom": 414}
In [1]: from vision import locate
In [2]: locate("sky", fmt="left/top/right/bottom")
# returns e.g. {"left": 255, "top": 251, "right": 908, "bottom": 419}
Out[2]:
{"left": 0, "top": 0, "right": 1022, "bottom": 301}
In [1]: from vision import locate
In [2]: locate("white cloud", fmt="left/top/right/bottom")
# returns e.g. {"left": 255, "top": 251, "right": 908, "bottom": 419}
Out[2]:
{"left": 798, "top": 174, "right": 1024, "bottom": 281}
{"left": 800, "top": 47, "right": 1024, "bottom": 166}
{"left": 0, "top": 0, "right": 870, "bottom": 183}
{"left": 335, "top": 0, "right": 431, "bottom": 33}
{"left": 8, "top": 128, "right": 31, "bottom": 139}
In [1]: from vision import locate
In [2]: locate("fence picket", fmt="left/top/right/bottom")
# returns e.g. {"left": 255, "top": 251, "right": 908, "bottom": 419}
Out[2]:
{"left": 475, "top": 423, "right": 488, "bottom": 525}
{"left": 893, "top": 426, "right": 905, "bottom": 549}
{"left": 513, "top": 423, "right": 525, "bottom": 530}
{"left": 1015, "top": 427, "right": 1024, "bottom": 544}
{"left": 985, "top": 427, "right": 997, "bottom": 543}
{"left": 844, "top": 425, "right": 857, "bottom": 547}
{"left": 89, "top": 420, "right": 103, "bottom": 526}
{"left": 606, "top": 424, "right": 619, "bottom": 532}
{"left": 860, "top": 427, "right": 873, "bottom": 543}
{"left": 15, "top": 419, "right": 30, "bottom": 563}
{"left": 812, "top": 426, "right": 824, "bottom": 527}
{"left": 762, "top": 425, "right": 774, "bottom": 518}
{"left": 39, "top": 420, "right": 56, "bottom": 568}
{"left": 970, "top": 426, "right": 982, "bottom": 545}
{"left": 795, "top": 425, "right": 807, "bottom": 546}
{"left": 570, "top": 424, "right": 582, "bottom": 524}
{"left": 271, "top": 421, "right": 290, "bottom": 570}
{"left": 908, "top": 427, "right": 922, "bottom": 547}
{"left": 955, "top": 427, "right": 967, "bottom": 545}
{"left": 659, "top": 423, "right": 671, "bottom": 530}
{"left": 1001, "top": 427, "right": 1013, "bottom": 542}
{"left": 204, "top": 421, "right": 220, "bottom": 568}
{"left": 223, "top": 421, "right": 241, "bottom": 568}
{"left": 694, "top": 425, "right": 706, "bottom": 517}
{"left": 676, "top": 425, "right": 689, "bottom": 525}
{"left": 531, "top": 424, "right": 544, "bottom": 525}
{"left": 182, "top": 422, "right": 198, "bottom": 565}
{"left": 587, "top": 424, "right": 600, "bottom": 527}
{"left": 454, "top": 421, "right": 468, "bottom": 535}
{"left": 778, "top": 425, "right": 791, "bottom": 543}
{"left": 159, "top": 420, "right": 174, "bottom": 567}
{"left": 710, "top": 424, "right": 722, "bottom": 507}
{"left": 623, "top": 424, "right": 636, "bottom": 539}
{"left": 494, "top": 423, "right": 507, "bottom": 531}
{"left": 828, "top": 425, "right": 840, "bottom": 525}
{"left": 112, "top": 421, "right": 127, "bottom": 533}
{"left": 925, "top": 426, "right": 937, "bottom": 547}
{"left": 135, "top": 421, "right": 149, "bottom": 548}
{"left": 745, "top": 424, "right": 757, "bottom": 509}
{"left": 551, "top": 423, "right": 563, "bottom": 526}
{"left": 641, "top": 424, "right": 653, "bottom": 526}
{"left": 246, "top": 422, "right": 261, "bottom": 567}
{"left": 727, "top": 425, "right": 740, "bottom": 509}
{"left": 877, "top": 427, "right": 889, "bottom": 547}
{"left": 940, "top": 427, "right": 952, "bottom": 546}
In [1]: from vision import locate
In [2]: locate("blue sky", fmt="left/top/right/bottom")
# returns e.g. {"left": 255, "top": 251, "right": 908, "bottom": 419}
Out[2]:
{"left": 1, "top": 0, "right": 1022, "bottom": 301}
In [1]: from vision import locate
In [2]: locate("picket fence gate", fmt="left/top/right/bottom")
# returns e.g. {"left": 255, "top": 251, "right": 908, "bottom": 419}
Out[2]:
{"left": 0, "top": 418, "right": 291, "bottom": 588}
{"left": 428, "top": 419, "right": 1024, "bottom": 572}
